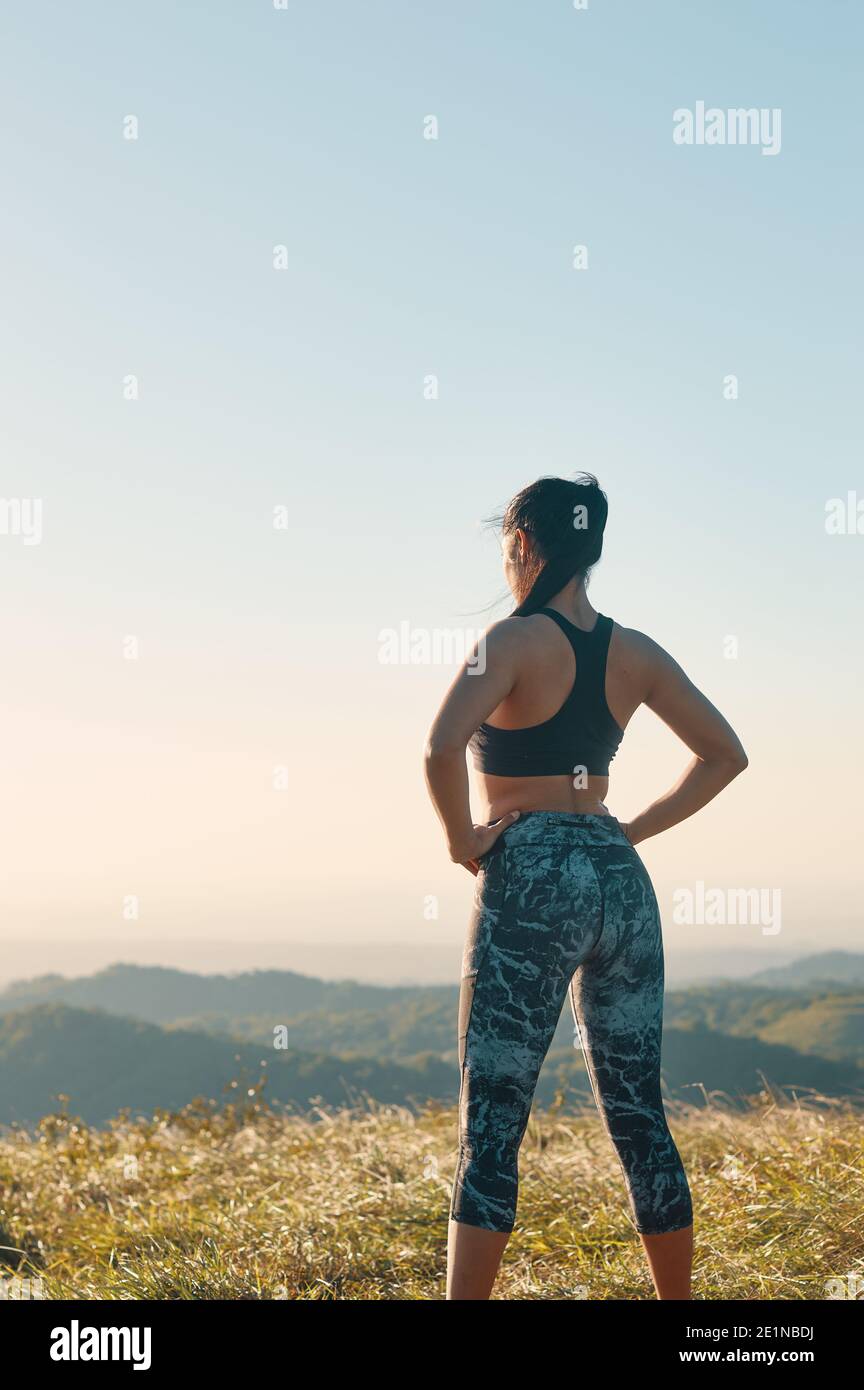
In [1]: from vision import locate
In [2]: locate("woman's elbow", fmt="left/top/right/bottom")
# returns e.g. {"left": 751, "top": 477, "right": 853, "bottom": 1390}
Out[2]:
{"left": 701, "top": 742, "right": 748, "bottom": 777}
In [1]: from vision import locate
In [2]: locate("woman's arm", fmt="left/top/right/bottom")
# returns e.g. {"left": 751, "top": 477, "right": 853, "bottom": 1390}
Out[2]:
{"left": 622, "top": 636, "right": 748, "bottom": 846}
{"left": 424, "top": 620, "right": 524, "bottom": 868}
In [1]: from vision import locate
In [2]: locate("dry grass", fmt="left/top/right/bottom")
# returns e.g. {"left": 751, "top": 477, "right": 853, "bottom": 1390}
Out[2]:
{"left": 1, "top": 1090, "right": 862, "bottom": 1300}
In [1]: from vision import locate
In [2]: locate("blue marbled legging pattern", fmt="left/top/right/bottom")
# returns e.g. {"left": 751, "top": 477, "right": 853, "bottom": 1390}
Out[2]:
{"left": 450, "top": 811, "right": 692, "bottom": 1236}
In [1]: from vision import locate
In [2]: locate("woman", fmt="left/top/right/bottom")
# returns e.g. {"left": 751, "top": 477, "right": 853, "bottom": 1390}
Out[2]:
{"left": 424, "top": 475, "right": 748, "bottom": 1301}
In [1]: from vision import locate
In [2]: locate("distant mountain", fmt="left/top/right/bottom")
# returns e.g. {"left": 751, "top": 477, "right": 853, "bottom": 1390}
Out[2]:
{"left": 0, "top": 1005, "right": 457, "bottom": 1127}
{"left": 666, "top": 985, "right": 864, "bottom": 1063}
{"left": 654, "top": 1023, "right": 862, "bottom": 1101}
{"left": 5, "top": 961, "right": 864, "bottom": 1075}
{"left": 0, "top": 1004, "right": 860, "bottom": 1129}
{"left": 0, "top": 965, "right": 457, "bottom": 1060}
{"left": 749, "top": 952, "right": 864, "bottom": 988}
{"left": 0, "top": 964, "right": 447, "bottom": 1025}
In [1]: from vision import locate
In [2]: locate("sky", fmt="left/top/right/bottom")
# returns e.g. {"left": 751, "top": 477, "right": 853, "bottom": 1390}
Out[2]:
{"left": 1, "top": 1, "right": 861, "bottom": 986}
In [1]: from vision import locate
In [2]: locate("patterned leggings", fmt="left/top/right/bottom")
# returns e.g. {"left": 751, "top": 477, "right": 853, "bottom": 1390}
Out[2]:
{"left": 450, "top": 811, "right": 692, "bottom": 1236}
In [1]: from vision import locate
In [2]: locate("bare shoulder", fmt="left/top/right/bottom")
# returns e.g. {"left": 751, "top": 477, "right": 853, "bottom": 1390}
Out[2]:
{"left": 482, "top": 613, "right": 553, "bottom": 651}
{"left": 609, "top": 622, "right": 681, "bottom": 693}
{"left": 472, "top": 615, "right": 540, "bottom": 672}
{"left": 480, "top": 615, "right": 531, "bottom": 649}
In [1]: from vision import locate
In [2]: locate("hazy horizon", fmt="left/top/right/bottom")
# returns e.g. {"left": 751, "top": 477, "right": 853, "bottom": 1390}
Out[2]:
{"left": 0, "top": 937, "right": 849, "bottom": 994}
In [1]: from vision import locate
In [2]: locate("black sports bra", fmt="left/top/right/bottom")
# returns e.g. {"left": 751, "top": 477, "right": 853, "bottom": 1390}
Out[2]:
{"left": 468, "top": 608, "right": 624, "bottom": 778}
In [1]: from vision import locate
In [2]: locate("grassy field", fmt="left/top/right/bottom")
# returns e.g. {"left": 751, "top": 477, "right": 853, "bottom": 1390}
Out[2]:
{"left": 1, "top": 1089, "right": 862, "bottom": 1300}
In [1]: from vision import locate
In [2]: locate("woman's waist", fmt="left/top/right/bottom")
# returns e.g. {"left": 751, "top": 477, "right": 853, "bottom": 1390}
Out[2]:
{"left": 479, "top": 806, "right": 630, "bottom": 860}
{"left": 478, "top": 772, "right": 612, "bottom": 823}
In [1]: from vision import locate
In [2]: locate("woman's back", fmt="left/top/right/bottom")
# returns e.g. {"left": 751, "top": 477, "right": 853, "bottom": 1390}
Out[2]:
{"left": 433, "top": 594, "right": 742, "bottom": 824}
{"left": 466, "top": 600, "right": 664, "bottom": 821}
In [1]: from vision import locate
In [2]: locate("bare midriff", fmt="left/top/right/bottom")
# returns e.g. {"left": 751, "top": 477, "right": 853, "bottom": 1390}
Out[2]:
{"left": 477, "top": 771, "right": 614, "bottom": 823}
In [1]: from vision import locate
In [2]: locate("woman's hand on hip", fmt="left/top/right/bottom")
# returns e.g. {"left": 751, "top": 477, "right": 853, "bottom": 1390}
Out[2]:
{"left": 620, "top": 820, "right": 645, "bottom": 847}
{"left": 449, "top": 811, "right": 521, "bottom": 875}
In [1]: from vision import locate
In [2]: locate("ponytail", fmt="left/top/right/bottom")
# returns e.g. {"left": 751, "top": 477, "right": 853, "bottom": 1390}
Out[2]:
{"left": 494, "top": 474, "right": 608, "bottom": 616}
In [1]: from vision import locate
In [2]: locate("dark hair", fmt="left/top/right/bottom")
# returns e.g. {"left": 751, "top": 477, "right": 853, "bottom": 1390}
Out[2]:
{"left": 493, "top": 473, "right": 608, "bottom": 616}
